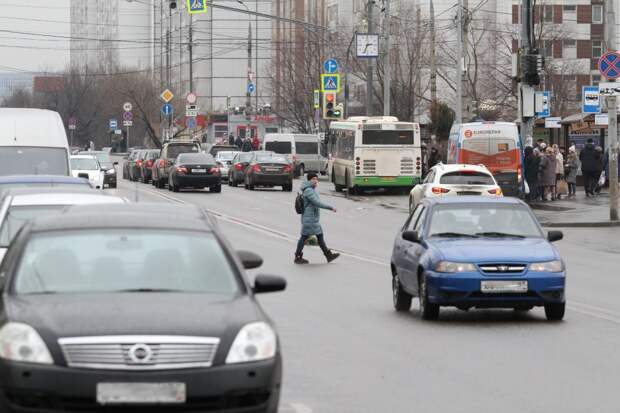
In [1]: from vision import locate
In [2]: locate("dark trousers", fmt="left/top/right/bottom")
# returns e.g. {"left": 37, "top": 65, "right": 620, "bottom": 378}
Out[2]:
{"left": 568, "top": 182, "right": 576, "bottom": 195}
{"left": 583, "top": 171, "right": 598, "bottom": 194}
{"left": 295, "top": 233, "right": 329, "bottom": 256}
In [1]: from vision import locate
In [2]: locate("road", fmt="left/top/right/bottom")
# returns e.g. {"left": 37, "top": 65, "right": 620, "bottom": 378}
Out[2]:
{"left": 113, "top": 169, "right": 620, "bottom": 412}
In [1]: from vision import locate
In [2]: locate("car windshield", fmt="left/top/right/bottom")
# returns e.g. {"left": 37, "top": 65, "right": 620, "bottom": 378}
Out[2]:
{"left": 0, "top": 147, "right": 69, "bottom": 176}
{"left": 256, "top": 155, "right": 287, "bottom": 163}
{"left": 440, "top": 171, "right": 495, "bottom": 185}
{"left": 168, "top": 145, "right": 199, "bottom": 158}
{"left": 81, "top": 152, "right": 111, "bottom": 164}
{"left": 71, "top": 158, "right": 99, "bottom": 170}
{"left": 217, "top": 152, "right": 237, "bottom": 161}
{"left": 238, "top": 153, "right": 253, "bottom": 163}
{"left": 427, "top": 204, "right": 543, "bottom": 238}
{"left": 0, "top": 205, "right": 66, "bottom": 247}
{"left": 13, "top": 229, "right": 239, "bottom": 295}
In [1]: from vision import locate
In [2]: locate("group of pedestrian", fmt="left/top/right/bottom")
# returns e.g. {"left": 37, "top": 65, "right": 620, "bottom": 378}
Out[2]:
{"left": 229, "top": 133, "right": 260, "bottom": 152}
{"left": 524, "top": 138, "right": 606, "bottom": 201}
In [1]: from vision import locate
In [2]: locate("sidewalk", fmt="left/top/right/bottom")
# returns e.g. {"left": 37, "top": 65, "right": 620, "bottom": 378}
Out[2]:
{"left": 530, "top": 190, "right": 620, "bottom": 227}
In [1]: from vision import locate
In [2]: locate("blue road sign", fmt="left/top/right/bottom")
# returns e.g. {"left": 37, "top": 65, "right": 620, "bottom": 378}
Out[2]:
{"left": 598, "top": 51, "right": 620, "bottom": 80}
{"left": 248, "top": 83, "right": 255, "bottom": 94}
{"left": 321, "top": 74, "right": 340, "bottom": 93}
{"left": 323, "top": 59, "right": 338, "bottom": 74}
{"left": 187, "top": 0, "right": 207, "bottom": 14}
{"left": 186, "top": 117, "right": 197, "bottom": 129}
{"left": 162, "top": 103, "right": 173, "bottom": 116}
{"left": 109, "top": 119, "right": 117, "bottom": 129}
{"left": 583, "top": 86, "right": 600, "bottom": 113}
{"left": 535, "top": 91, "right": 550, "bottom": 118}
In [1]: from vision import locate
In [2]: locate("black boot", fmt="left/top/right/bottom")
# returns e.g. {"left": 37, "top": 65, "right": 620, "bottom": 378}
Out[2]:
{"left": 324, "top": 250, "right": 340, "bottom": 263}
{"left": 294, "top": 254, "right": 309, "bottom": 264}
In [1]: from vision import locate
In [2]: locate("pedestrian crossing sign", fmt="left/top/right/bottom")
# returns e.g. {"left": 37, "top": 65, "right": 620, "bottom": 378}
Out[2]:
{"left": 187, "top": 0, "right": 207, "bottom": 14}
{"left": 321, "top": 74, "right": 340, "bottom": 93}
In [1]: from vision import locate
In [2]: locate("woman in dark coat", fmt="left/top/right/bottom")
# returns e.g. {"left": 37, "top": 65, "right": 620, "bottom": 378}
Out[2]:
{"left": 539, "top": 147, "right": 557, "bottom": 201}
{"left": 524, "top": 146, "right": 540, "bottom": 201}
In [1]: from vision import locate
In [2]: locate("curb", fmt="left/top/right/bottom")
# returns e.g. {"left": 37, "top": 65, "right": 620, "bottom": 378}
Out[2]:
{"left": 541, "top": 220, "right": 620, "bottom": 228}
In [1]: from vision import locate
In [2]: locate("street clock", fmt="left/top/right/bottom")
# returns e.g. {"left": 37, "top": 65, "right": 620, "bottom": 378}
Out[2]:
{"left": 356, "top": 33, "right": 380, "bottom": 58}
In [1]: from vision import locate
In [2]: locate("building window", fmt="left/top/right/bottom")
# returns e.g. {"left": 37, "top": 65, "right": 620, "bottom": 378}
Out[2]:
{"left": 544, "top": 6, "right": 553, "bottom": 23}
{"left": 593, "top": 40, "right": 603, "bottom": 58}
{"left": 563, "top": 39, "right": 576, "bottom": 59}
{"left": 592, "top": 5, "right": 603, "bottom": 24}
{"left": 563, "top": 5, "right": 576, "bottom": 22}
{"left": 543, "top": 40, "right": 553, "bottom": 57}
{"left": 563, "top": 5, "right": 576, "bottom": 12}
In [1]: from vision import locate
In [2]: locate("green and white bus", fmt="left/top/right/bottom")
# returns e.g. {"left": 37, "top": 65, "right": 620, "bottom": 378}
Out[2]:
{"left": 326, "top": 117, "right": 422, "bottom": 193}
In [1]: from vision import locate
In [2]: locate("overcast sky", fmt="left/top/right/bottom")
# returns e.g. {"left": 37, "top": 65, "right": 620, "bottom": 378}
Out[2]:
{"left": 0, "top": 0, "right": 71, "bottom": 73}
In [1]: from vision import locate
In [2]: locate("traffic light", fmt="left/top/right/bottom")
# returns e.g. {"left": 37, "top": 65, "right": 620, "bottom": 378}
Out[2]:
{"left": 168, "top": 0, "right": 177, "bottom": 9}
{"left": 521, "top": 54, "right": 541, "bottom": 86}
{"left": 322, "top": 92, "right": 342, "bottom": 120}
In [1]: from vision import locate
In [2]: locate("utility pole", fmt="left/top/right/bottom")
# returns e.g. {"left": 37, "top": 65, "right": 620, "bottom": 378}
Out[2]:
{"left": 456, "top": 0, "right": 463, "bottom": 124}
{"left": 606, "top": 0, "right": 619, "bottom": 220}
{"left": 461, "top": 0, "right": 469, "bottom": 122}
{"left": 246, "top": 19, "right": 252, "bottom": 139}
{"left": 429, "top": 0, "right": 437, "bottom": 104}
{"left": 383, "top": 0, "right": 391, "bottom": 116}
{"left": 189, "top": 15, "right": 193, "bottom": 93}
{"left": 366, "top": 0, "right": 375, "bottom": 116}
{"left": 520, "top": 0, "right": 535, "bottom": 148}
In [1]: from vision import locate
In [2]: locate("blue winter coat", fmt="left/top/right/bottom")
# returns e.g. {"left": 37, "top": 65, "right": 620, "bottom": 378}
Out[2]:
{"left": 299, "top": 181, "right": 334, "bottom": 236}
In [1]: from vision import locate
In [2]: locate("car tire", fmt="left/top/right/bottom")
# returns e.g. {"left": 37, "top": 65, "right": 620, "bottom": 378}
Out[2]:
{"left": 109, "top": 183, "right": 117, "bottom": 189}
{"left": 173, "top": 183, "right": 180, "bottom": 192}
{"left": 283, "top": 184, "right": 293, "bottom": 192}
{"left": 211, "top": 184, "right": 222, "bottom": 193}
{"left": 544, "top": 302, "right": 565, "bottom": 321}
{"left": 249, "top": 181, "right": 255, "bottom": 191}
{"left": 392, "top": 271, "right": 412, "bottom": 312}
{"left": 419, "top": 273, "right": 439, "bottom": 320}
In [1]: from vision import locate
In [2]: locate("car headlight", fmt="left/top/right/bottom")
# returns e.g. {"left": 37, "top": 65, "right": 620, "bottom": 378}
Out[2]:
{"left": 529, "top": 260, "right": 564, "bottom": 272}
{"left": 106, "top": 168, "right": 116, "bottom": 174}
{"left": 0, "top": 322, "right": 53, "bottom": 364}
{"left": 434, "top": 261, "right": 477, "bottom": 273}
{"left": 225, "top": 322, "right": 277, "bottom": 364}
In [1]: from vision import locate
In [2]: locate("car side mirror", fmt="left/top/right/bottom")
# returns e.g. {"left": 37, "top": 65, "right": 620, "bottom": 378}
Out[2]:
{"left": 77, "top": 172, "right": 89, "bottom": 179}
{"left": 237, "top": 250, "right": 263, "bottom": 269}
{"left": 113, "top": 161, "right": 119, "bottom": 166}
{"left": 402, "top": 230, "right": 420, "bottom": 243}
{"left": 547, "top": 230, "right": 563, "bottom": 243}
{"left": 253, "top": 274, "right": 286, "bottom": 294}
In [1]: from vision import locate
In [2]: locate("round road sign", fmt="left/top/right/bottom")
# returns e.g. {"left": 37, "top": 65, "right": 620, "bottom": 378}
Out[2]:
{"left": 162, "top": 103, "right": 173, "bottom": 116}
{"left": 123, "top": 102, "right": 133, "bottom": 112}
{"left": 186, "top": 92, "right": 197, "bottom": 104}
{"left": 186, "top": 117, "right": 197, "bottom": 129}
{"left": 598, "top": 51, "right": 620, "bottom": 80}
{"left": 123, "top": 111, "right": 133, "bottom": 121}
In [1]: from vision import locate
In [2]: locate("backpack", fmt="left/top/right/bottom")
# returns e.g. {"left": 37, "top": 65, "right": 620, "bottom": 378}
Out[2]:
{"left": 294, "top": 191, "right": 305, "bottom": 214}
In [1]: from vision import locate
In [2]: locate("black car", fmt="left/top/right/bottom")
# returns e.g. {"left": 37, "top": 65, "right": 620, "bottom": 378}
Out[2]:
{"left": 244, "top": 152, "right": 293, "bottom": 192}
{"left": 129, "top": 150, "right": 148, "bottom": 182}
{"left": 168, "top": 153, "right": 222, "bottom": 193}
{"left": 122, "top": 149, "right": 140, "bottom": 180}
{"left": 139, "top": 149, "right": 161, "bottom": 184}
{"left": 154, "top": 140, "right": 202, "bottom": 189}
{"left": 0, "top": 203, "right": 286, "bottom": 412}
{"left": 229, "top": 152, "right": 254, "bottom": 187}
{"left": 78, "top": 151, "right": 118, "bottom": 188}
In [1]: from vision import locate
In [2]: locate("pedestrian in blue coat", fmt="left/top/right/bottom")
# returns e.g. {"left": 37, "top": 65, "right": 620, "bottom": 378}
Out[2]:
{"left": 295, "top": 173, "right": 340, "bottom": 264}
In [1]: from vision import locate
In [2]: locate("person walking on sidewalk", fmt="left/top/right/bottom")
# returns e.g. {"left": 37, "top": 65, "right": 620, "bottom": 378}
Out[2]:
{"left": 579, "top": 138, "right": 601, "bottom": 197}
{"left": 553, "top": 144, "right": 565, "bottom": 200}
{"left": 539, "top": 147, "right": 556, "bottom": 201}
{"left": 565, "top": 146, "right": 579, "bottom": 198}
{"left": 295, "top": 173, "right": 340, "bottom": 264}
{"left": 524, "top": 146, "right": 540, "bottom": 201}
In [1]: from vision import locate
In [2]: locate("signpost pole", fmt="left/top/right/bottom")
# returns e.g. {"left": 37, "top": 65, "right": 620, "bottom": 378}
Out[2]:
{"left": 605, "top": 0, "right": 618, "bottom": 221}
{"left": 70, "top": 129, "right": 74, "bottom": 147}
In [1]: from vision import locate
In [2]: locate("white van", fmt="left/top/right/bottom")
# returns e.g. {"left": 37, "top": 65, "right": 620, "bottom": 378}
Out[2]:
{"left": 0, "top": 108, "right": 71, "bottom": 176}
{"left": 263, "top": 133, "right": 327, "bottom": 177}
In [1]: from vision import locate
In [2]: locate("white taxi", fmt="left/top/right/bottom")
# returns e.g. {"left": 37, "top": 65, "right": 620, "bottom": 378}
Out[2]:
{"left": 409, "top": 163, "right": 502, "bottom": 213}
{"left": 70, "top": 155, "right": 104, "bottom": 189}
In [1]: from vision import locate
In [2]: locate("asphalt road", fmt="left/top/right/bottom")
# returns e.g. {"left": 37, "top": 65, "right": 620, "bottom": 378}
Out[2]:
{"left": 112, "top": 167, "right": 620, "bottom": 413}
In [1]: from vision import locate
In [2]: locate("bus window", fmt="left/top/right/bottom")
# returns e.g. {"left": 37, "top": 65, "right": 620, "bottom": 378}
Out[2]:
{"left": 362, "top": 130, "right": 414, "bottom": 145}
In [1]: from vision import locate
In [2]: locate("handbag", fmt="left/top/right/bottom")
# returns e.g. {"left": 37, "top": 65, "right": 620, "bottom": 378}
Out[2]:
{"left": 557, "top": 180, "right": 568, "bottom": 195}
{"left": 598, "top": 171, "right": 606, "bottom": 187}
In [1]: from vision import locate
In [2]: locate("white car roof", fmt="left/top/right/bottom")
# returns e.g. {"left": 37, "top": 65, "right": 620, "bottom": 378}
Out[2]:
{"left": 0, "top": 108, "right": 68, "bottom": 147}
{"left": 433, "top": 163, "right": 492, "bottom": 174}
{"left": 11, "top": 193, "right": 125, "bottom": 207}
{"left": 71, "top": 155, "right": 98, "bottom": 160}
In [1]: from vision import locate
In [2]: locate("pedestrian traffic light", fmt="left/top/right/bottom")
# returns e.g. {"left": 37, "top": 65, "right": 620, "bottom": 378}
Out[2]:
{"left": 322, "top": 92, "right": 342, "bottom": 120}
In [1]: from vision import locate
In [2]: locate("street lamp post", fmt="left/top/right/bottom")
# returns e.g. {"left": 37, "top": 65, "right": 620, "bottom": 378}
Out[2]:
{"left": 237, "top": 0, "right": 253, "bottom": 141}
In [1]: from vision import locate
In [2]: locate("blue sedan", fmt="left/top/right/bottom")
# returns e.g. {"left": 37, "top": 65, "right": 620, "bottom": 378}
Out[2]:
{"left": 390, "top": 197, "right": 566, "bottom": 321}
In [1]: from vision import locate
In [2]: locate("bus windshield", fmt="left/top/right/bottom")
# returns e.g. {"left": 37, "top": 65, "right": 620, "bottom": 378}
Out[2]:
{"left": 362, "top": 130, "right": 414, "bottom": 145}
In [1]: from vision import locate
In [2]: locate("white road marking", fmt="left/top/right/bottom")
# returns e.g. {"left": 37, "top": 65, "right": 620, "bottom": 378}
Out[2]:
{"left": 288, "top": 402, "right": 314, "bottom": 413}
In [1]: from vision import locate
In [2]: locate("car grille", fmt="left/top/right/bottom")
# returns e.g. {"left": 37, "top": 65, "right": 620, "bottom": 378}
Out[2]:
{"left": 478, "top": 264, "right": 527, "bottom": 274}
{"left": 59, "top": 336, "right": 220, "bottom": 370}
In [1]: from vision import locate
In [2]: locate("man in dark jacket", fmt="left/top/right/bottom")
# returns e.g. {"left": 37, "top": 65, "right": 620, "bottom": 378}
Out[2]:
{"left": 228, "top": 134, "right": 235, "bottom": 146}
{"left": 235, "top": 136, "right": 243, "bottom": 149}
{"left": 295, "top": 173, "right": 340, "bottom": 264}
{"left": 579, "top": 139, "right": 602, "bottom": 196}
{"left": 524, "top": 146, "right": 540, "bottom": 201}
{"left": 427, "top": 147, "right": 441, "bottom": 169}
{"left": 242, "top": 138, "right": 253, "bottom": 152}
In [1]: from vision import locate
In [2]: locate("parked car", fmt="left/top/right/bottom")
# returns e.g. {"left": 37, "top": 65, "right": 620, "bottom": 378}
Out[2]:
{"left": 244, "top": 152, "right": 293, "bottom": 192}
{"left": 209, "top": 144, "right": 239, "bottom": 158}
{"left": 129, "top": 150, "right": 147, "bottom": 182}
{"left": 0, "top": 108, "right": 71, "bottom": 177}
{"left": 70, "top": 155, "right": 105, "bottom": 189}
{"left": 409, "top": 163, "right": 502, "bottom": 213}
{"left": 0, "top": 187, "right": 125, "bottom": 264}
{"left": 0, "top": 203, "right": 285, "bottom": 411}
{"left": 78, "top": 151, "right": 118, "bottom": 188}
{"left": 138, "top": 149, "right": 161, "bottom": 183}
{"left": 168, "top": 153, "right": 222, "bottom": 193}
{"left": 390, "top": 196, "right": 566, "bottom": 321}
{"left": 123, "top": 149, "right": 140, "bottom": 180}
{"left": 0, "top": 175, "right": 93, "bottom": 190}
{"left": 263, "top": 133, "right": 327, "bottom": 177}
{"left": 215, "top": 150, "right": 239, "bottom": 182}
{"left": 153, "top": 140, "right": 202, "bottom": 188}
{"left": 228, "top": 152, "right": 254, "bottom": 187}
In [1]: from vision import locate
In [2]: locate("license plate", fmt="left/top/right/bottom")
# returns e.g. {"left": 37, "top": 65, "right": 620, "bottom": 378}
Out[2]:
{"left": 192, "top": 169, "right": 206, "bottom": 173}
{"left": 265, "top": 168, "right": 280, "bottom": 172}
{"left": 97, "top": 383, "right": 186, "bottom": 405}
{"left": 481, "top": 280, "right": 528, "bottom": 293}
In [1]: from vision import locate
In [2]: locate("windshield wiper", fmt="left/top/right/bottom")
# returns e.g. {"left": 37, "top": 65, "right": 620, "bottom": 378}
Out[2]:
{"left": 114, "top": 288, "right": 185, "bottom": 293}
{"left": 430, "top": 232, "right": 478, "bottom": 238}
{"left": 475, "top": 232, "right": 526, "bottom": 238}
